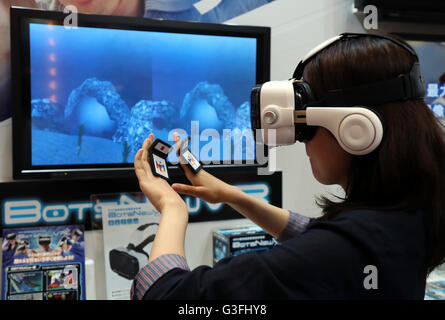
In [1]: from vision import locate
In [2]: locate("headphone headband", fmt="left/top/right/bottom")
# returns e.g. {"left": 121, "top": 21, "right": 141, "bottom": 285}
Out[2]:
{"left": 127, "top": 223, "right": 158, "bottom": 253}
{"left": 293, "top": 33, "right": 419, "bottom": 79}
{"left": 339, "top": 33, "right": 419, "bottom": 60}
{"left": 292, "top": 32, "right": 425, "bottom": 105}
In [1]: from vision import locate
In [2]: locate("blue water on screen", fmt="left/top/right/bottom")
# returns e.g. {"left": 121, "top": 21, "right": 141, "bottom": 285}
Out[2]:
{"left": 29, "top": 23, "right": 257, "bottom": 166}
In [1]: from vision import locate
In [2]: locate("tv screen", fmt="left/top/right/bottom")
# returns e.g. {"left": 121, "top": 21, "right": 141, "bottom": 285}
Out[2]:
{"left": 11, "top": 8, "right": 270, "bottom": 179}
{"left": 401, "top": 36, "right": 445, "bottom": 124}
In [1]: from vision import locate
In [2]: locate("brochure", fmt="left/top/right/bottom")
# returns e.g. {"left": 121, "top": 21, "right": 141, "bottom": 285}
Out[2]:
{"left": 101, "top": 202, "right": 160, "bottom": 300}
{"left": 1, "top": 225, "right": 86, "bottom": 300}
{"left": 425, "top": 281, "right": 445, "bottom": 300}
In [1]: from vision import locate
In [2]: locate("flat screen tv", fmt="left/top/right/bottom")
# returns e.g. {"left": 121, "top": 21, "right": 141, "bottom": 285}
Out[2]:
{"left": 395, "top": 34, "right": 445, "bottom": 125}
{"left": 10, "top": 7, "right": 270, "bottom": 180}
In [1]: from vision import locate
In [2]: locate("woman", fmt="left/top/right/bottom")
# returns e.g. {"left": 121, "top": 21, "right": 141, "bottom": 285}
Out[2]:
{"left": 131, "top": 35, "right": 445, "bottom": 299}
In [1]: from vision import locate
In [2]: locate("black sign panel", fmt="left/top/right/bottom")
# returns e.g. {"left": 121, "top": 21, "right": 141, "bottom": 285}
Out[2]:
{"left": 0, "top": 169, "right": 282, "bottom": 231}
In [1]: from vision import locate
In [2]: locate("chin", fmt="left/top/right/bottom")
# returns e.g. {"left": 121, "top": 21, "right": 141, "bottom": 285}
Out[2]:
{"left": 312, "top": 171, "right": 333, "bottom": 186}
{"left": 310, "top": 168, "right": 323, "bottom": 184}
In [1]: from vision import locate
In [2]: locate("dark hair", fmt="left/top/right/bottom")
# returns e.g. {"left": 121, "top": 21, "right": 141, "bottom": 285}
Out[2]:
{"left": 303, "top": 36, "right": 445, "bottom": 275}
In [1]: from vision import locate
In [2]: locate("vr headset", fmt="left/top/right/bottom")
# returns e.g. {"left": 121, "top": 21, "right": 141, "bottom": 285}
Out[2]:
{"left": 109, "top": 223, "right": 158, "bottom": 280}
{"left": 38, "top": 235, "right": 52, "bottom": 246}
{"left": 251, "top": 33, "right": 426, "bottom": 155}
{"left": 57, "top": 236, "right": 74, "bottom": 247}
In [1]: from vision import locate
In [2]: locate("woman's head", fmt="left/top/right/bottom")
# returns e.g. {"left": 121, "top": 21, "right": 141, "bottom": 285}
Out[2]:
{"left": 302, "top": 35, "right": 445, "bottom": 274}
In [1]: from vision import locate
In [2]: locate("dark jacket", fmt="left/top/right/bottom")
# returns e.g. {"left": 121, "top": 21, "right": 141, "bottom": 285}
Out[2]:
{"left": 143, "top": 209, "right": 427, "bottom": 299}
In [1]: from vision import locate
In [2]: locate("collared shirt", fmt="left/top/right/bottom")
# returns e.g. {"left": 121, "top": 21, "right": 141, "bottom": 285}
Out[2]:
{"left": 132, "top": 209, "right": 427, "bottom": 299}
{"left": 131, "top": 211, "right": 310, "bottom": 300}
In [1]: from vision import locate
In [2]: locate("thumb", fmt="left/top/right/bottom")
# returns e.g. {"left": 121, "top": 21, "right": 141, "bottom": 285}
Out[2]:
{"left": 172, "top": 183, "right": 205, "bottom": 198}
{"left": 181, "top": 163, "right": 200, "bottom": 184}
{"left": 173, "top": 133, "right": 197, "bottom": 182}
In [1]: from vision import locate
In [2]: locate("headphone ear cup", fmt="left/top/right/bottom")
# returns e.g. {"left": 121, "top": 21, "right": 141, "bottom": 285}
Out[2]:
{"left": 338, "top": 114, "right": 376, "bottom": 152}
{"left": 306, "top": 107, "right": 383, "bottom": 155}
{"left": 337, "top": 107, "right": 383, "bottom": 155}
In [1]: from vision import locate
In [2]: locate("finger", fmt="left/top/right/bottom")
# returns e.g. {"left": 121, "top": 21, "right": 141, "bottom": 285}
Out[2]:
{"left": 141, "top": 134, "right": 154, "bottom": 163}
{"left": 172, "top": 134, "right": 197, "bottom": 181}
{"left": 171, "top": 183, "right": 206, "bottom": 198}
{"left": 181, "top": 162, "right": 197, "bottom": 183}
{"left": 134, "top": 148, "right": 142, "bottom": 163}
{"left": 175, "top": 152, "right": 196, "bottom": 183}
{"left": 142, "top": 134, "right": 154, "bottom": 152}
{"left": 133, "top": 149, "right": 142, "bottom": 169}
{"left": 134, "top": 144, "right": 155, "bottom": 181}
{"left": 173, "top": 132, "right": 181, "bottom": 155}
{"left": 173, "top": 132, "right": 180, "bottom": 144}
{"left": 134, "top": 149, "right": 145, "bottom": 173}
{"left": 134, "top": 153, "right": 147, "bottom": 180}
{"left": 134, "top": 166, "right": 145, "bottom": 181}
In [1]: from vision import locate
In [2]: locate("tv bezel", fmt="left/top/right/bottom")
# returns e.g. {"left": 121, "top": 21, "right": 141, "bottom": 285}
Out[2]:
{"left": 10, "top": 7, "right": 271, "bottom": 180}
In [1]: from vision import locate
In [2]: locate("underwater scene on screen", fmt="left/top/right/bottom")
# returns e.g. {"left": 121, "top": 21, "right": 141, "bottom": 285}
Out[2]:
{"left": 29, "top": 23, "right": 257, "bottom": 166}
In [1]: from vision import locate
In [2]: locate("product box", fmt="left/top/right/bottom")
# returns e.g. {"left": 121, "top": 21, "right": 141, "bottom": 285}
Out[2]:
{"left": 212, "top": 225, "right": 276, "bottom": 265}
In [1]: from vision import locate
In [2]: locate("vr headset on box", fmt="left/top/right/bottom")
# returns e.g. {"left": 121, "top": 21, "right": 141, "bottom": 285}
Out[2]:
{"left": 109, "top": 223, "right": 158, "bottom": 280}
{"left": 251, "top": 33, "right": 426, "bottom": 155}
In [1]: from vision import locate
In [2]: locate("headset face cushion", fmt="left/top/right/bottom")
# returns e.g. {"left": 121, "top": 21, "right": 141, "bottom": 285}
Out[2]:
{"left": 109, "top": 249, "right": 140, "bottom": 280}
{"left": 293, "top": 81, "right": 315, "bottom": 107}
{"left": 295, "top": 124, "right": 317, "bottom": 142}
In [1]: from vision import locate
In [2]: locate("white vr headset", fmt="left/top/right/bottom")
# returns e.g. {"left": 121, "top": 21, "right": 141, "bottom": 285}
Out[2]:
{"left": 250, "top": 33, "right": 425, "bottom": 155}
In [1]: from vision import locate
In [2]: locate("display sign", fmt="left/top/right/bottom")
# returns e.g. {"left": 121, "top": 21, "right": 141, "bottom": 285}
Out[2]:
{"left": 99, "top": 201, "right": 160, "bottom": 300}
{"left": 0, "top": 170, "right": 282, "bottom": 231}
{"left": 213, "top": 225, "right": 276, "bottom": 265}
{"left": 1, "top": 225, "right": 86, "bottom": 300}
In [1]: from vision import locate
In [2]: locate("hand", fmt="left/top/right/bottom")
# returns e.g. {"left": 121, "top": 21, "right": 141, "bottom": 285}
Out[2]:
{"left": 171, "top": 133, "right": 237, "bottom": 204}
{"left": 134, "top": 134, "right": 187, "bottom": 215}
